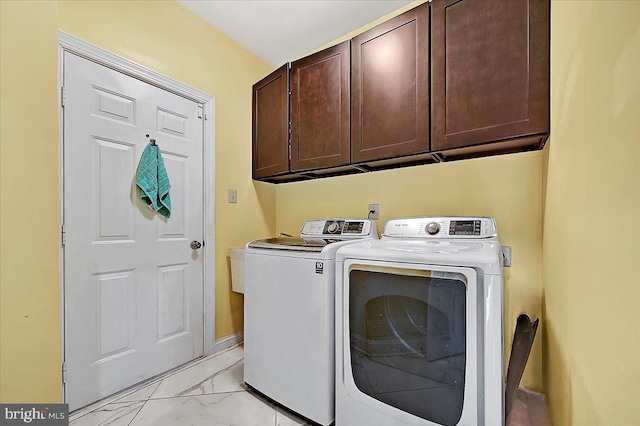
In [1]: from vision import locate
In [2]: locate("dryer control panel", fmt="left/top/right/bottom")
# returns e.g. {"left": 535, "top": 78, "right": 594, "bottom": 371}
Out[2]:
{"left": 382, "top": 217, "right": 497, "bottom": 239}
{"left": 300, "top": 219, "right": 376, "bottom": 238}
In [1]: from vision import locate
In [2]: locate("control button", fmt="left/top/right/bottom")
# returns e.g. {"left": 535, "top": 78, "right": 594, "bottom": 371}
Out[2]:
{"left": 425, "top": 222, "right": 440, "bottom": 235}
{"left": 327, "top": 222, "right": 341, "bottom": 233}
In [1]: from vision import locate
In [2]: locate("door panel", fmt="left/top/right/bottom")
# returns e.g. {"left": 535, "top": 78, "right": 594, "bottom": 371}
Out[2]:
{"left": 95, "top": 270, "right": 135, "bottom": 360}
{"left": 159, "top": 154, "right": 187, "bottom": 238}
{"left": 431, "top": 0, "right": 550, "bottom": 151}
{"left": 64, "top": 52, "right": 204, "bottom": 410}
{"left": 95, "top": 138, "right": 135, "bottom": 240}
{"left": 93, "top": 87, "right": 135, "bottom": 125}
{"left": 157, "top": 264, "right": 189, "bottom": 341}
{"left": 290, "top": 41, "right": 350, "bottom": 171}
{"left": 252, "top": 64, "right": 289, "bottom": 178}
{"left": 351, "top": 3, "right": 430, "bottom": 163}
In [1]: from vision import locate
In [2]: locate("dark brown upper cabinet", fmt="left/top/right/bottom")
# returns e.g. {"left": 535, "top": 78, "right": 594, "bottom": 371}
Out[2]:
{"left": 431, "top": 0, "right": 550, "bottom": 154}
{"left": 252, "top": 64, "right": 289, "bottom": 179}
{"left": 351, "top": 3, "right": 430, "bottom": 163}
{"left": 251, "top": 0, "right": 550, "bottom": 182}
{"left": 290, "top": 41, "right": 351, "bottom": 172}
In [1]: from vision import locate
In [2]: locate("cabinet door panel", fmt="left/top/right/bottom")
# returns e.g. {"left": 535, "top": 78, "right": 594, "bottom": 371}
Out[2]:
{"left": 432, "top": 0, "right": 550, "bottom": 151}
{"left": 351, "top": 3, "right": 430, "bottom": 163}
{"left": 290, "top": 41, "right": 350, "bottom": 171}
{"left": 252, "top": 64, "right": 289, "bottom": 179}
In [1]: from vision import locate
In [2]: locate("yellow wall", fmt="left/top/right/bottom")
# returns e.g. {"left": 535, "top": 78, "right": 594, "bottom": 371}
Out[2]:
{"left": 0, "top": 0, "right": 275, "bottom": 402}
{"left": 0, "top": 1, "right": 61, "bottom": 403}
{"left": 542, "top": 1, "right": 640, "bottom": 425}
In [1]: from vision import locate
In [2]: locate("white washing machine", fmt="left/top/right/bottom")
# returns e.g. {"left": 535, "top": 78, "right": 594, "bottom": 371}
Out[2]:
{"left": 335, "top": 217, "right": 504, "bottom": 426}
{"left": 244, "top": 218, "right": 378, "bottom": 426}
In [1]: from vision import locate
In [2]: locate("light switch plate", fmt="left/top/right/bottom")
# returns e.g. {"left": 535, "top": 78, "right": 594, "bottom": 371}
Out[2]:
{"left": 228, "top": 189, "right": 237, "bottom": 204}
{"left": 501, "top": 246, "right": 512, "bottom": 267}
{"left": 368, "top": 203, "right": 379, "bottom": 220}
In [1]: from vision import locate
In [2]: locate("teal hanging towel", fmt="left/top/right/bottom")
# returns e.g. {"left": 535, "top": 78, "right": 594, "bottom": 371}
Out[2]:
{"left": 136, "top": 142, "right": 171, "bottom": 218}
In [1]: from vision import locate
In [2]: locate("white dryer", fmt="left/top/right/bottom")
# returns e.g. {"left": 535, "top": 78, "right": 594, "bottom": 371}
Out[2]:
{"left": 244, "top": 218, "right": 378, "bottom": 426}
{"left": 335, "top": 217, "right": 504, "bottom": 426}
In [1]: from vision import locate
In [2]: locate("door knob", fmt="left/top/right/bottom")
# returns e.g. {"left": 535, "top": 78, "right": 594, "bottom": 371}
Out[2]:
{"left": 190, "top": 241, "right": 202, "bottom": 250}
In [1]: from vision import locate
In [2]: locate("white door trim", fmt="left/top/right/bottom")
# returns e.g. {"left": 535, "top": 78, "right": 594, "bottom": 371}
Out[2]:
{"left": 58, "top": 31, "right": 216, "bottom": 401}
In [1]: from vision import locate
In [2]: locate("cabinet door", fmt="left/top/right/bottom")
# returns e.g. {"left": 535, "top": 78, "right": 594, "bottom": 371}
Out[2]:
{"left": 351, "top": 3, "right": 430, "bottom": 163}
{"left": 252, "top": 64, "right": 289, "bottom": 179}
{"left": 290, "top": 41, "right": 350, "bottom": 172}
{"left": 431, "top": 0, "right": 550, "bottom": 152}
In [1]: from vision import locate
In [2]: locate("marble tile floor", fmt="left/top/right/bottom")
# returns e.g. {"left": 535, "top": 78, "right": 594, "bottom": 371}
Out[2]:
{"left": 69, "top": 346, "right": 312, "bottom": 426}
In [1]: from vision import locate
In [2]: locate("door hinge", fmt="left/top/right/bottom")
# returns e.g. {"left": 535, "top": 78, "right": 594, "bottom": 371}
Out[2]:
{"left": 61, "top": 86, "right": 66, "bottom": 107}
{"left": 61, "top": 225, "right": 66, "bottom": 246}
{"left": 62, "top": 362, "right": 67, "bottom": 384}
{"left": 288, "top": 122, "right": 292, "bottom": 160}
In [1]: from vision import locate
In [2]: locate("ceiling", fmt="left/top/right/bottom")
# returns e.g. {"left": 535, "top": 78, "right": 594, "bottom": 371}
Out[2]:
{"left": 178, "top": 0, "right": 414, "bottom": 67}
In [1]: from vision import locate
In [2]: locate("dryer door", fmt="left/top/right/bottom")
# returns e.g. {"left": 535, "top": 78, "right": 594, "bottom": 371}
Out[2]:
{"left": 340, "top": 260, "right": 479, "bottom": 426}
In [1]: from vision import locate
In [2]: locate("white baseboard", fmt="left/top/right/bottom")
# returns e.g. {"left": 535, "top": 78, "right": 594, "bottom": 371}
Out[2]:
{"left": 213, "top": 331, "right": 244, "bottom": 354}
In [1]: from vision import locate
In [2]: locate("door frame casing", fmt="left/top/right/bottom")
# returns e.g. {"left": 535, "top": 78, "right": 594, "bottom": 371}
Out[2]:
{"left": 58, "top": 31, "right": 216, "bottom": 401}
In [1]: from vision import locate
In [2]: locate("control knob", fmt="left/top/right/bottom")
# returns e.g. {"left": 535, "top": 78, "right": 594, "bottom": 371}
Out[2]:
{"left": 327, "top": 222, "right": 341, "bottom": 234}
{"left": 425, "top": 222, "right": 440, "bottom": 235}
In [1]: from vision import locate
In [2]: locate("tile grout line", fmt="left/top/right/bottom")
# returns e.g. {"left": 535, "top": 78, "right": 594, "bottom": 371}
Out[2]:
{"left": 138, "top": 389, "right": 252, "bottom": 403}
{"left": 145, "top": 380, "right": 161, "bottom": 401}
{"left": 273, "top": 405, "right": 278, "bottom": 426}
{"left": 126, "top": 399, "right": 148, "bottom": 426}
{"left": 273, "top": 400, "right": 277, "bottom": 426}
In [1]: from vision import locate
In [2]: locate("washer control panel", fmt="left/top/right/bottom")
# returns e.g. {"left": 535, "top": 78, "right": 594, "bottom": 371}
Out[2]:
{"left": 382, "top": 217, "right": 497, "bottom": 239}
{"left": 300, "top": 219, "right": 375, "bottom": 238}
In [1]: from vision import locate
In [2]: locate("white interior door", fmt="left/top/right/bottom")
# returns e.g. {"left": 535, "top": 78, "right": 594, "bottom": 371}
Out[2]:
{"left": 63, "top": 52, "right": 204, "bottom": 410}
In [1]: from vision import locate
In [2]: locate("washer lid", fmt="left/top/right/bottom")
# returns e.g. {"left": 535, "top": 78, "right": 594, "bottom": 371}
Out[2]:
{"left": 248, "top": 218, "right": 378, "bottom": 253}
{"left": 248, "top": 236, "right": 342, "bottom": 252}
